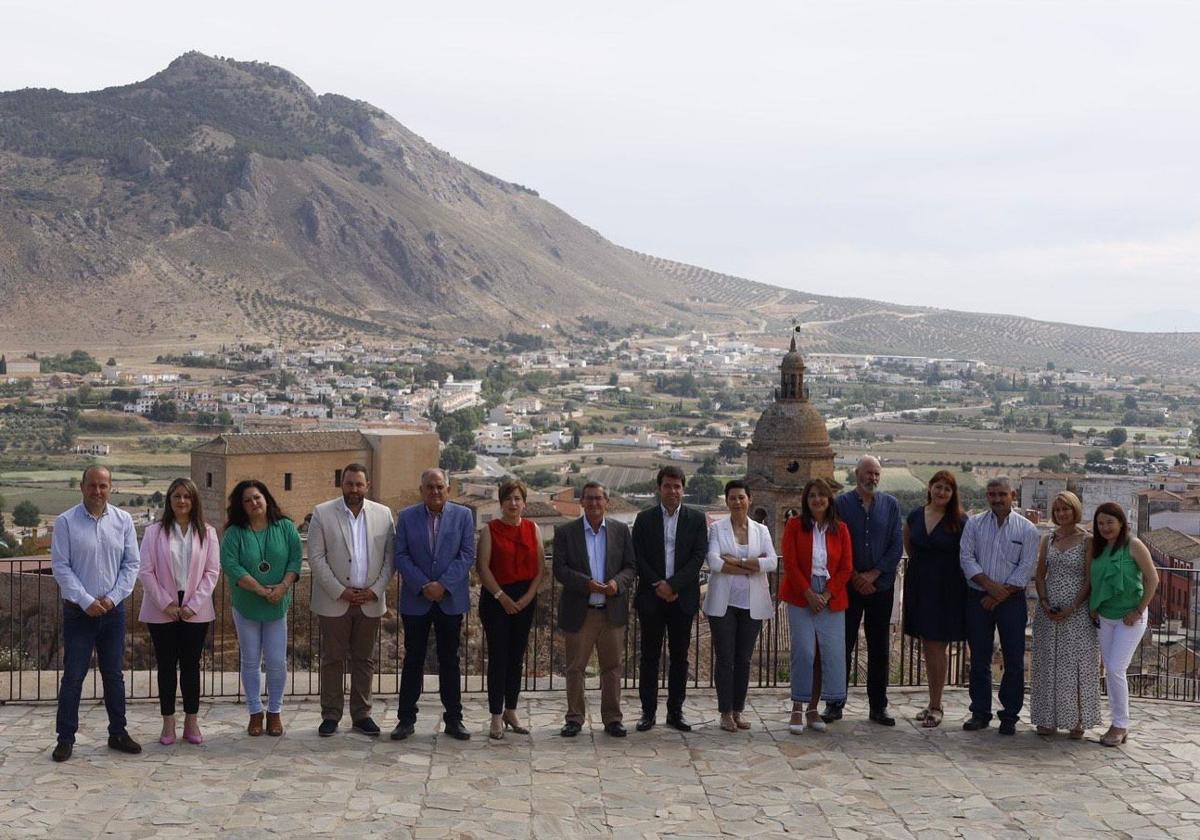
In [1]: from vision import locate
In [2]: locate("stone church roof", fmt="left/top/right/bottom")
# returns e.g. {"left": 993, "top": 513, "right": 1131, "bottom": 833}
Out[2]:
{"left": 192, "top": 430, "right": 368, "bottom": 455}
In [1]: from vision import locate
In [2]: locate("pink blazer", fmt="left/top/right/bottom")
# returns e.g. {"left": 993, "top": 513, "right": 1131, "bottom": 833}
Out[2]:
{"left": 138, "top": 522, "right": 221, "bottom": 624}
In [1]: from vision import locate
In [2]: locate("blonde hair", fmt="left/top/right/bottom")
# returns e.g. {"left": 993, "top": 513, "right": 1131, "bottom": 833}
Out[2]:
{"left": 1051, "top": 490, "right": 1083, "bottom": 525}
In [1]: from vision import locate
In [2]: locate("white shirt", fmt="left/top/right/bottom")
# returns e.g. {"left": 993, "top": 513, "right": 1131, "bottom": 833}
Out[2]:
{"left": 169, "top": 523, "right": 192, "bottom": 593}
{"left": 662, "top": 504, "right": 680, "bottom": 579}
{"left": 728, "top": 543, "right": 751, "bottom": 610}
{"left": 811, "top": 523, "right": 829, "bottom": 578}
{"left": 343, "top": 501, "right": 370, "bottom": 589}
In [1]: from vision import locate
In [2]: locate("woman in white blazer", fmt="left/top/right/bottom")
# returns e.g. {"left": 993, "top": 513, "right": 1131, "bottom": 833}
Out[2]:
{"left": 704, "top": 479, "right": 778, "bottom": 732}
{"left": 138, "top": 478, "right": 221, "bottom": 746}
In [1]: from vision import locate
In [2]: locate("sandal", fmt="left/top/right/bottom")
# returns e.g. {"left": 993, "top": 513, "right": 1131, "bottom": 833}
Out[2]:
{"left": 732, "top": 712, "right": 751, "bottom": 730}
{"left": 788, "top": 707, "right": 806, "bottom": 734}
{"left": 720, "top": 713, "right": 737, "bottom": 732}
{"left": 915, "top": 707, "right": 930, "bottom": 721}
{"left": 921, "top": 707, "right": 943, "bottom": 728}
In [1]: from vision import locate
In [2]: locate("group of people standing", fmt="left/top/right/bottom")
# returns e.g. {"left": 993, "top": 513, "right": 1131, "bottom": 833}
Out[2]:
{"left": 48, "top": 455, "right": 1160, "bottom": 761}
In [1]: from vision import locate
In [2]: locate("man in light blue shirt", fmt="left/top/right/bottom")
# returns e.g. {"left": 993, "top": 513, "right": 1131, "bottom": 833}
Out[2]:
{"left": 959, "top": 475, "right": 1040, "bottom": 736}
{"left": 49, "top": 465, "right": 142, "bottom": 761}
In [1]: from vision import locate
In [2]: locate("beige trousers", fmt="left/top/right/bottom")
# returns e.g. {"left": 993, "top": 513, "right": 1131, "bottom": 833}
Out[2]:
{"left": 319, "top": 606, "right": 380, "bottom": 722}
{"left": 564, "top": 608, "right": 625, "bottom": 725}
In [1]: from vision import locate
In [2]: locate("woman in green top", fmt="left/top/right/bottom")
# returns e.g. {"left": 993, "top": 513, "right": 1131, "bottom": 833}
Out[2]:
{"left": 1088, "top": 502, "right": 1159, "bottom": 747}
{"left": 220, "top": 479, "right": 302, "bottom": 737}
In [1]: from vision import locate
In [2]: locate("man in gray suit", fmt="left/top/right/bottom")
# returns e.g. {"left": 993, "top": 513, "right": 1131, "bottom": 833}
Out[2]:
{"left": 308, "top": 464, "right": 395, "bottom": 737}
{"left": 553, "top": 481, "right": 637, "bottom": 737}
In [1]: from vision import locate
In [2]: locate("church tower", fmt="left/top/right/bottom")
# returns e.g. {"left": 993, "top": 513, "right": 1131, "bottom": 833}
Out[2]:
{"left": 744, "top": 328, "right": 837, "bottom": 548}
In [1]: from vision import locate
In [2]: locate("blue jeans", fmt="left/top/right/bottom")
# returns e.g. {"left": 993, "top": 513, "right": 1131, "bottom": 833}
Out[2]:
{"left": 232, "top": 611, "right": 288, "bottom": 714}
{"left": 56, "top": 602, "right": 128, "bottom": 744}
{"left": 788, "top": 577, "right": 847, "bottom": 704}
{"left": 966, "top": 588, "right": 1028, "bottom": 723}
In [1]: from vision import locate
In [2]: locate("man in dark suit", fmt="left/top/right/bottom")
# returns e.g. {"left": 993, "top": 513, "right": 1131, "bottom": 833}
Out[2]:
{"left": 391, "top": 468, "right": 475, "bottom": 741}
{"left": 553, "top": 480, "right": 637, "bottom": 737}
{"left": 632, "top": 466, "right": 708, "bottom": 732}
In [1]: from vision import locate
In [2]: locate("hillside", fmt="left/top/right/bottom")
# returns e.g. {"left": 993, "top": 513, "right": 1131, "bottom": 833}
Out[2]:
{"left": 1, "top": 52, "right": 1198, "bottom": 375}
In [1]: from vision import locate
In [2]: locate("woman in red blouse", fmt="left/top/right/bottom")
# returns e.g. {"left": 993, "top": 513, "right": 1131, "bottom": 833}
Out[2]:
{"left": 477, "top": 479, "right": 545, "bottom": 739}
{"left": 779, "top": 478, "right": 854, "bottom": 733}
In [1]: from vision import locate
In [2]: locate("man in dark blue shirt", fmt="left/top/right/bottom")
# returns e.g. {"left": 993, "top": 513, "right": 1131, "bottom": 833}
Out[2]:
{"left": 825, "top": 456, "right": 902, "bottom": 726}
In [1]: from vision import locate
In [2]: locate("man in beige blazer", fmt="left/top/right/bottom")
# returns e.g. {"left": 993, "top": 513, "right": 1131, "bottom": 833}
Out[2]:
{"left": 309, "top": 463, "right": 395, "bottom": 737}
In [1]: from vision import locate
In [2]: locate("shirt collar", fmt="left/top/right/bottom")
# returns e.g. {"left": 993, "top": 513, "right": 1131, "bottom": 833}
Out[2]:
{"left": 172, "top": 522, "right": 190, "bottom": 539}
{"left": 343, "top": 500, "right": 365, "bottom": 520}
{"left": 425, "top": 505, "right": 444, "bottom": 519}
{"left": 661, "top": 504, "right": 680, "bottom": 520}
{"left": 81, "top": 503, "right": 110, "bottom": 521}
{"left": 583, "top": 515, "right": 607, "bottom": 536}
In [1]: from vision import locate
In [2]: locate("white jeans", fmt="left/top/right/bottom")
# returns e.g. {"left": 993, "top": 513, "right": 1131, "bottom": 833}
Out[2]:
{"left": 1099, "top": 613, "right": 1146, "bottom": 728}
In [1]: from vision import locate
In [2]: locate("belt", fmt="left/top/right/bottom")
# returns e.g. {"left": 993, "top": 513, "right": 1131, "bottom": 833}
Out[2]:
{"left": 588, "top": 604, "right": 607, "bottom": 609}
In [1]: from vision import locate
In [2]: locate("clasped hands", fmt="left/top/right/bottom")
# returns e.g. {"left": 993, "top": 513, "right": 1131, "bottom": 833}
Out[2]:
{"left": 84, "top": 596, "right": 116, "bottom": 617}
{"left": 805, "top": 588, "right": 831, "bottom": 614}
{"left": 587, "top": 579, "right": 619, "bottom": 597}
{"left": 421, "top": 581, "right": 447, "bottom": 603}
{"left": 719, "top": 553, "right": 758, "bottom": 576}
{"left": 259, "top": 583, "right": 289, "bottom": 604}
{"left": 654, "top": 580, "right": 678, "bottom": 602}
{"left": 981, "top": 579, "right": 1022, "bottom": 611}
{"left": 339, "top": 587, "right": 380, "bottom": 606}
{"left": 163, "top": 603, "right": 197, "bottom": 621}
{"left": 851, "top": 569, "right": 881, "bottom": 595}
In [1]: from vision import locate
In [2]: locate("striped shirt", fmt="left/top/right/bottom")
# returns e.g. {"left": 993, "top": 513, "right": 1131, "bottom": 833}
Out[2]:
{"left": 959, "top": 509, "right": 1040, "bottom": 591}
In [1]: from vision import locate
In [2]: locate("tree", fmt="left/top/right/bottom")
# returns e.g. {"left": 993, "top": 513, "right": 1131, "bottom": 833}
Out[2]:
{"left": 687, "top": 474, "right": 723, "bottom": 505}
{"left": 1107, "top": 427, "right": 1128, "bottom": 447}
{"left": 1085, "top": 448, "right": 1106, "bottom": 464}
{"left": 1058, "top": 421, "right": 1075, "bottom": 441}
{"left": 697, "top": 455, "right": 719, "bottom": 475}
{"left": 439, "top": 445, "right": 477, "bottom": 472}
{"left": 149, "top": 399, "right": 179, "bottom": 423}
{"left": 717, "top": 438, "right": 744, "bottom": 461}
{"left": 12, "top": 500, "right": 41, "bottom": 528}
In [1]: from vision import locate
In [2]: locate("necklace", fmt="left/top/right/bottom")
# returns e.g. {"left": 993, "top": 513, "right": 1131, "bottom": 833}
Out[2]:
{"left": 252, "top": 525, "right": 271, "bottom": 574}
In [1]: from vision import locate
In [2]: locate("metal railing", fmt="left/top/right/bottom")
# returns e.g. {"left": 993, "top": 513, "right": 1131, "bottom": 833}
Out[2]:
{"left": 2, "top": 557, "right": 1196, "bottom": 704}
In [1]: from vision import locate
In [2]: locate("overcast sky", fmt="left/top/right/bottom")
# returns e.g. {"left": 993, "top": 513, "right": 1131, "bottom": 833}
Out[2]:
{"left": 3, "top": 1, "right": 1198, "bottom": 331}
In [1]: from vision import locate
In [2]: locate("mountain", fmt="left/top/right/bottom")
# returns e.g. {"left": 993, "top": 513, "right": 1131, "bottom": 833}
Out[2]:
{"left": 1, "top": 52, "right": 1198, "bottom": 376}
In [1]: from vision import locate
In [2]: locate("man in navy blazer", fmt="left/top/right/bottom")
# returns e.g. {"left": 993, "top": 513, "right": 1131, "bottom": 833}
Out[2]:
{"left": 391, "top": 468, "right": 475, "bottom": 741}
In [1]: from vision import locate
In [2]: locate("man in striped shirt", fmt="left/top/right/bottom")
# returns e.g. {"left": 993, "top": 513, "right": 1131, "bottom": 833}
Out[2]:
{"left": 959, "top": 476, "right": 1040, "bottom": 736}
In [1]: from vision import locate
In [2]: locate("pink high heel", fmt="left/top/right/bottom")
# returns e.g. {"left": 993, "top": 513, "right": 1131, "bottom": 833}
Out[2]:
{"left": 159, "top": 733, "right": 177, "bottom": 746}
{"left": 184, "top": 732, "right": 204, "bottom": 745}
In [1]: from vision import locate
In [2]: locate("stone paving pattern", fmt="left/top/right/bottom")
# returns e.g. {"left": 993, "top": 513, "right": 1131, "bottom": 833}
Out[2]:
{"left": 1, "top": 687, "right": 1198, "bottom": 839}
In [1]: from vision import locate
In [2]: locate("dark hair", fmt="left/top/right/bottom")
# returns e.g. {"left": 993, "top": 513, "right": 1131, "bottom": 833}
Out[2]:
{"left": 723, "top": 479, "right": 750, "bottom": 499}
{"left": 581, "top": 481, "right": 608, "bottom": 500}
{"left": 800, "top": 478, "right": 840, "bottom": 530}
{"left": 226, "top": 479, "right": 288, "bottom": 530}
{"left": 161, "top": 477, "right": 207, "bottom": 545}
{"left": 498, "top": 478, "right": 528, "bottom": 504}
{"left": 927, "top": 470, "right": 966, "bottom": 533}
{"left": 342, "top": 462, "right": 370, "bottom": 482}
{"left": 1091, "top": 502, "right": 1130, "bottom": 559}
{"left": 656, "top": 465, "right": 687, "bottom": 488}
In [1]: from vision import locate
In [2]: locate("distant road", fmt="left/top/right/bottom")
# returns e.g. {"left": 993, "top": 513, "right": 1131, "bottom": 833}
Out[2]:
{"left": 475, "top": 454, "right": 510, "bottom": 478}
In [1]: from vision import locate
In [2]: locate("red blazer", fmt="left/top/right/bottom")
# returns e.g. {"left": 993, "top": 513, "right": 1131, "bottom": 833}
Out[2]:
{"left": 779, "top": 517, "right": 853, "bottom": 612}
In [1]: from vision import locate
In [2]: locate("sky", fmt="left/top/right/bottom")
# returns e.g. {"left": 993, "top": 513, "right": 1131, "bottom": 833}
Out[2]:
{"left": 2, "top": 0, "right": 1198, "bottom": 331}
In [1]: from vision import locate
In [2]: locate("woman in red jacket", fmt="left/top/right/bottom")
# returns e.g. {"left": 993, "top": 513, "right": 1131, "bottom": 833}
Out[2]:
{"left": 780, "top": 478, "right": 853, "bottom": 734}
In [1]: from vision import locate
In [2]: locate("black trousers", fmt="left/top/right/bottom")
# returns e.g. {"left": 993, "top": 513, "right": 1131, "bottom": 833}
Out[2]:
{"left": 638, "top": 598, "right": 694, "bottom": 717}
{"left": 147, "top": 613, "right": 210, "bottom": 717}
{"left": 839, "top": 585, "right": 894, "bottom": 713}
{"left": 479, "top": 580, "right": 535, "bottom": 715}
{"left": 708, "top": 607, "right": 762, "bottom": 714}
{"left": 399, "top": 603, "right": 463, "bottom": 725}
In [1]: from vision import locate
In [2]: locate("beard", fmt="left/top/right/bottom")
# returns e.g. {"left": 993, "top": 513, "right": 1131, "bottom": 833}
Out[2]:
{"left": 343, "top": 492, "right": 365, "bottom": 508}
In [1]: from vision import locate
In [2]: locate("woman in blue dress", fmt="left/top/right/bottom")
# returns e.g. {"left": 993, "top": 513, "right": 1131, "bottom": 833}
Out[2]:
{"left": 902, "top": 470, "right": 968, "bottom": 728}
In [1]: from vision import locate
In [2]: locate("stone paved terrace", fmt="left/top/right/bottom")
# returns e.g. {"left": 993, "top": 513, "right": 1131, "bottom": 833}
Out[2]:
{"left": 1, "top": 687, "right": 1198, "bottom": 839}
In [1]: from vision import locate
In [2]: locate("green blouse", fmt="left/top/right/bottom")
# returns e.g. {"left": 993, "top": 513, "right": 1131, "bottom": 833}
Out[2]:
{"left": 1088, "top": 542, "right": 1144, "bottom": 620}
{"left": 220, "top": 519, "right": 303, "bottom": 621}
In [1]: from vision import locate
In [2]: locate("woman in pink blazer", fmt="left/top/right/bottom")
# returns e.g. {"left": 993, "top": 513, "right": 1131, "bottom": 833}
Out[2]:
{"left": 139, "top": 478, "right": 220, "bottom": 745}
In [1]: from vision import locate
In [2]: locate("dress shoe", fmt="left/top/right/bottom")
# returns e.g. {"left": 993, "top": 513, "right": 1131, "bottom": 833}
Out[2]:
{"left": 108, "top": 733, "right": 142, "bottom": 754}
{"left": 51, "top": 741, "right": 73, "bottom": 762}
{"left": 352, "top": 718, "right": 380, "bottom": 737}
{"left": 1100, "top": 726, "right": 1128, "bottom": 747}
{"left": 560, "top": 721, "right": 582, "bottom": 737}
{"left": 443, "top": 720, "right": 471, "bottom": 740}
{"left": 635, "top": 716, "right": 656, "bottom": 732}
{"left": 962, "top": 716, "right": 990, "bottom": 732}
{"left": 998, "top": 719, "right": 1017, "bottom": 736}
{"left": 248, "top": 712, "right": 264, "bottom": 736}
{"left": 266, "top": 712, "right": 284, "bottom": 737}
{"left": 869, "top": 710, "right": 896, "bottom": 727}
{"left": 604, "top": 721, "right": 627, "bottom": 738}
{"left": 820, "top": 702, "right": 843, "bottom": 724}
{"left": 665, "top": 714, "right": 692, "bottom": 732}
{"left": 318, "top": 719, "right": 338, "bottom": 737}
{"left": 390, "top": 721, "right": 415, "bottom": 741}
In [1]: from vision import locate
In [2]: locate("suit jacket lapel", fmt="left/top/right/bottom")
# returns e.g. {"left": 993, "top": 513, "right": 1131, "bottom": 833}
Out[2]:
{"left": 649, "top": 507, "right": 665, "bottom": 574}
{"left": 573, "top": 519, "right": 589, "bottom": 573}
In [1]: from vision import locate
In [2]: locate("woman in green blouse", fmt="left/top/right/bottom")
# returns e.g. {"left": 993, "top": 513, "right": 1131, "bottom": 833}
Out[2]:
{"left": 220, "top": 479, "right": 302, "bottom": 737}
{"left": 1088, "top": 502, "right": 1159, "bottom": 747}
